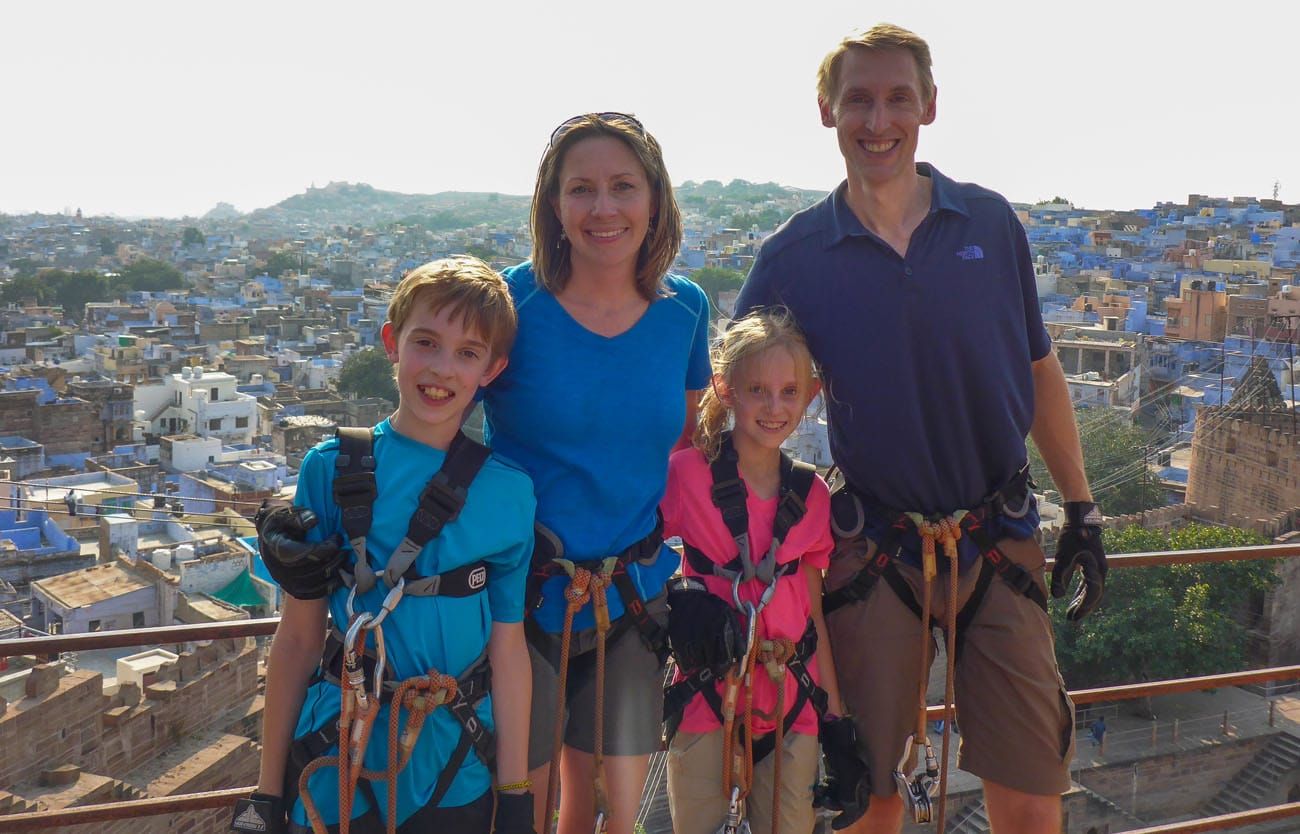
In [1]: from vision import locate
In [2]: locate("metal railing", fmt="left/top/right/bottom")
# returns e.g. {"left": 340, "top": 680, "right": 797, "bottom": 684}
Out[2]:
{"left": 2, "top": 543, "right": 1300, "bottom": 833}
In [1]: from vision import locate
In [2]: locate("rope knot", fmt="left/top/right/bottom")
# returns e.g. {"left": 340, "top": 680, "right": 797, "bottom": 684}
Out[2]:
{"left": 564, "top": 567, "right": 593, "bottom": 608}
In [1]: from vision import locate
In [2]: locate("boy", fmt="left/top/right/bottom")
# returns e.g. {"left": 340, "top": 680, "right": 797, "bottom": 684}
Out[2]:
{"left": 232, "top": 256, "right": 536, "bottom": 834}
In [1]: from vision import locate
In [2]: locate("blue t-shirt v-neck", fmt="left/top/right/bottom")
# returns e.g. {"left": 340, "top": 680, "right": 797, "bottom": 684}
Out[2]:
{"left": 484, "top": 262, "right": 712, "bottom": 633}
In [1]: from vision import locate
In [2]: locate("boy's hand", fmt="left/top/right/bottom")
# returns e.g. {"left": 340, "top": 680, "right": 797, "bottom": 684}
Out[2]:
{"left": 256, "top": 506, "right": 347, "bottom": 600}
{"left": 230, "top": 792, "right": 286, "bottom": 833}
{"left": 493, "top": 791, "right": 535, "bottom": 834}
{"left": 1051, "top": 501, "right": 1107, "bottom": 621}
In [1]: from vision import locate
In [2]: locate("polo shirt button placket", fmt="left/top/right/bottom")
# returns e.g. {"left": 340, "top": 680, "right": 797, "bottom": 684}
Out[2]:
{"left": 904, "top": 266, "right": 914, "bottom": 277}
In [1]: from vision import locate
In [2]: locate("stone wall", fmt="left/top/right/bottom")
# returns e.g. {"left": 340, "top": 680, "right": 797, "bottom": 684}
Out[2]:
{"left": 1076, "top": 736, "right": 1271, "bottom": 820}
{"left": 1187, "top": 411, "right": 1300, "bottom": 523}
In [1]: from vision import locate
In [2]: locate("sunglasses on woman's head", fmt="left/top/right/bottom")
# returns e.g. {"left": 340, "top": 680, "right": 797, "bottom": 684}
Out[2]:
{"left": 549, "top": 112, "right": 645, "bottom": 147}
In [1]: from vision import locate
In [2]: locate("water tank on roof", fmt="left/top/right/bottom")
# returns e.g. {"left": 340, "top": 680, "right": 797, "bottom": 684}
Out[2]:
{"left": 181, "top": 366, "right": 192, "bottom": 379}
{"left": 251, "top": 374, "right": 263, "bottom": 385}
{"left": 174, "top": 544, "right": 196, "bottom": 563}
{"left": 151, "top": 549, "right": 172, "bottom": 570}
{"left": 194, "top": 365, "right": 204, "bottom": 377}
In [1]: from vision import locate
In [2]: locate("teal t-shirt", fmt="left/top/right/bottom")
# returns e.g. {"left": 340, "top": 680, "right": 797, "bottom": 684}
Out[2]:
{"left": 287, "top": 418, "right": 535, "bottom": 825}
{"left": 483, "top": 263, "right": 712, "bottom": 633}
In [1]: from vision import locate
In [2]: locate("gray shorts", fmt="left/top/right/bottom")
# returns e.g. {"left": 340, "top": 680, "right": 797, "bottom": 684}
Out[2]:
{"left": 526, "top": 593, "right": 669, "bottom": 770}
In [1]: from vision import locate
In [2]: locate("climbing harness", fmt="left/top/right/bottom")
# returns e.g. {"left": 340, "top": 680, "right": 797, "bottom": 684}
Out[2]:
{"left": 290, "top": 427, "right": 496, "bottom": 834}
{"left": 664, "top": 435, "right": 827, "bottom": 834}
{"left": 822, "top": 467, "right": 1043, "bottom": 828}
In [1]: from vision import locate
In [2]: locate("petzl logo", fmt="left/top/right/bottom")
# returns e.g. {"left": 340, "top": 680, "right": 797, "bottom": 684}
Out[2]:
{"left": 233, "top": 803, "right": 268, "bottom": 832}
{"left": 468, "top": 565, "right": 488, "bottom": 590}
{"left": 956, "top": 244, "right": 985, "bottom": 260}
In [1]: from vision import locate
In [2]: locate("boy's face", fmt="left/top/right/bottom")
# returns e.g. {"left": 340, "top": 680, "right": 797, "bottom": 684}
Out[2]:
{"left": 380, "top": 302, "right": 506, "bottom": 449}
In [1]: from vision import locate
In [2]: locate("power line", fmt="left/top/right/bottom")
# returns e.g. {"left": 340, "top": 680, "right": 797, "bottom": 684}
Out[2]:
{"left": 0, "top": 477, "right": 276, "bottom": 509}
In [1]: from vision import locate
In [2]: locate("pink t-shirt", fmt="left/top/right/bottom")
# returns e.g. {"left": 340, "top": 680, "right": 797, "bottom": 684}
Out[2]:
{"left": 662, "top": 447, "right": 833, "bottom": 736}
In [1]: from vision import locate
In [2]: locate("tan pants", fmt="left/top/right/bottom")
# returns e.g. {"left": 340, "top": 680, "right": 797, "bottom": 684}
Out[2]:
{"left": 667, "top": 730, "right": 819, "bottom": 834}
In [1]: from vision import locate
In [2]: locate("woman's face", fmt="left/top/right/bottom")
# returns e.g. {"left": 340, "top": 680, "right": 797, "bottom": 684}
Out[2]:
{"left": 551, "top": 135, "right": 654, "bottom": 279}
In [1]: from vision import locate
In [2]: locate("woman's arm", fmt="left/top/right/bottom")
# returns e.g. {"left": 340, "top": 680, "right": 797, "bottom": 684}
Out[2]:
{"left": 257, "top": 594, "right": 328, "bottom": 794}
{"left": 487, "top": 620, "right": 532, "bottom": 790}
{"left": 673, "top": 390, "right": 703, "bottom": 453}
{"left": 805, "top": 565, "right": 845, "bottom": 716}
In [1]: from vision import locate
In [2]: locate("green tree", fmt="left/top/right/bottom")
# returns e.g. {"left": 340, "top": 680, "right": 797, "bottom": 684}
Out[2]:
{"left": 690, "top": 266, "right": 746, "bottom": 308}
{"left": 264, "top": 250, "right": 305, "bottom": 277}
{"left": 116, "top": 258, "right": 185, "bottom": 293}
{"left": 99, "top": 236, "right": 115, "bottom": 256}
{"left": 1053, "top": 523, "right": 1277, "bottom": 690}
{"left": 182, "top": 226, "right": 204, "bottom": 248}
{"left": 337, "top": 348, "right": 398, "bottom": 405}
{"left": 1028, "top": 411, "right": 1163, "bottom": 516}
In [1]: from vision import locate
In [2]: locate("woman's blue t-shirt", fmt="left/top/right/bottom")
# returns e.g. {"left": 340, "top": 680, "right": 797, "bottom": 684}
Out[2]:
{"left": 483, "top": 262, "right": 712, "bottom": 633}
{"left": 288, "top": 418, "right": 535, "bottom": 824}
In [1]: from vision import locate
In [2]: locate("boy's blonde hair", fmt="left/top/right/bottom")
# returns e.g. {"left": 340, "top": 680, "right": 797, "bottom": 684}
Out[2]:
{"left": 695, "top": 309, "right": 817, "bottom": 461}
{"left": 386, "top": 255, "right": 517, "bottom": 358}
{"left": 530, "top": 113, "right": 684, "bottom": 301}
{"left": 816, "top": 23, "right": 935, "bottom": 108}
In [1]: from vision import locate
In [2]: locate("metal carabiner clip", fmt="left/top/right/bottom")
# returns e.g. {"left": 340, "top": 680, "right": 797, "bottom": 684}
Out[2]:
{"left": 368, "top": 620, "right": 386, "bottom": 701}
{"left": 367, "top": 576, "right": 405, "bottom": 630}
{"left": 892, "top": 734, "right": 936, "bottom": 824}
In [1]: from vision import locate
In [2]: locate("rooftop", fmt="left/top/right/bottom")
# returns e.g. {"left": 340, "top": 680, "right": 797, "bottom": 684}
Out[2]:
{"left": 32, "top": 563, "right": 152, "bottom": 609}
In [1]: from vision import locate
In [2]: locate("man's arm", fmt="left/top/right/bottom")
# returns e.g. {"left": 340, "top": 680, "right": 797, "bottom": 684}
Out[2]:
{"left": 487, "top": 620, "right": 531, "bottom": 788}
{"left": 1029, "top": 351, "right": 1092, "bottom": 502}
{"left": 258, "top": 595, "right": 328, "bottom": 795}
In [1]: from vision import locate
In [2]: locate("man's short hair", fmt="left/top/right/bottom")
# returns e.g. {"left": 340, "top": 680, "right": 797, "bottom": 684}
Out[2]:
{"left": 816, "top": 23, "right": 935, "bottom": 107}
{"left": 386, "top": 255, "right": 517, "bottom": 359}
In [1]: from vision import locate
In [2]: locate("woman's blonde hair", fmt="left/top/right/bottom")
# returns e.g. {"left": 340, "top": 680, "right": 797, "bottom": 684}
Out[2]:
{"left": 694, "top": 309, "right": 817, "bottom": 461}
{"left": 529, "top": 113, "right": 684, "bottom": 301}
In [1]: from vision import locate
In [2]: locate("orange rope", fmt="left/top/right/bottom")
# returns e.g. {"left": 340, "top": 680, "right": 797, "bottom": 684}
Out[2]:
{"left": 384, "top": 674, "right": 458, "bottom": 829}
{"left": 935, "top": 521, "right": 962, "bottom": 833}
{"left": 758, "top": 637, "right": 796, "bottom": 834}
{"left": 590, "top": 570, "right": 613, "bottom": 831}
{"left": 543, "top": 567, "right": 593, "bottom": 834}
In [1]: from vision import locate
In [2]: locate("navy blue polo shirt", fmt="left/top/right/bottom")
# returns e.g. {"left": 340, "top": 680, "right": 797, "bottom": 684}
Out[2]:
{"left": 735, "top": 164, "right": 1051, "bottom": 519}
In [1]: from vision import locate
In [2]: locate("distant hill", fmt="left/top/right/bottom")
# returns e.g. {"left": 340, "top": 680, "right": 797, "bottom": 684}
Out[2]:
{"left": 247, "top": 182, "right": 531, "bottom": 229}
{"left": 202, "top": 202, "right": 242, "bottom": 221}
{"left": 241, "top": 179, "right": 826, "bottom": 232}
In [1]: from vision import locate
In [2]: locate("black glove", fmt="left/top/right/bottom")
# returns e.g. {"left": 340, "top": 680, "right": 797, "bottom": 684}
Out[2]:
{"left": 231, "top": 792, "right": 286, "bottom": 834}
{"left": 256, "top": 505, "right": 347, "bottom": 600}
{"left": 1052, "top": 501, "right": 1107, "bottom": 621}
{"left": 493, "top": 790, "right": 536, "bottom": 834}
{"left": 818, "top": 716, "right": 871, "bottom": 830}
{"left": 666, "top": 577, "right": 746, "bottom": 670}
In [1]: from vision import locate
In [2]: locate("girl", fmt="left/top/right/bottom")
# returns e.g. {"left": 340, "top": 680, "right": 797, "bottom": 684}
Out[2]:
{"left": 661, "top": 310, "right": 847, "bottom": 834}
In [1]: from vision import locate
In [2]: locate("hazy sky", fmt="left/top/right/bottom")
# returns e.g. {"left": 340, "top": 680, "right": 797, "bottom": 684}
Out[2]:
{"left": 4, "top": 0, "right": 1297, "bottom": 218}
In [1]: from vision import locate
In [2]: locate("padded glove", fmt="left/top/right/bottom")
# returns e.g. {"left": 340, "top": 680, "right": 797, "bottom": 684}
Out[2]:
{"left": 230, "top": 792, "right": 286, "bottom": 834}
{"left": 1051, "top": 501, "right": 1107, "bottom": 621}
{"left": 256, "top": 505, "right": 346, "bottom": 600}
{"left": 666, "top": 577, "right": 747, "bottom": 671}
{"left": 493, "top": 791, "right": 536, "bottom": 834}
{"left": 818, "top": 716, "right": 871, "bottom": 830}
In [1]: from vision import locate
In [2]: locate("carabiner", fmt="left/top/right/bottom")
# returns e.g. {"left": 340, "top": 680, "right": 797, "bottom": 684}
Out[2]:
{"left": 367, "top": 576, "right": 405, "bottom": 630}
{"left": 343, "top": 612, "right": 373, "bottom": 658}
{"left": 369, "top": 621, "right": 387, "bottom": 700}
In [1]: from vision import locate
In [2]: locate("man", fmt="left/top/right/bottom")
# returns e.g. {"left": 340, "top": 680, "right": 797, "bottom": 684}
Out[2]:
{"left": 734, "top": 24, "right": 1106, "bottom": 834}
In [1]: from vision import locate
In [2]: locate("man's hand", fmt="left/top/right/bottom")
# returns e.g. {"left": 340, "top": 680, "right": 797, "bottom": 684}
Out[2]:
{"left": 818, "top": 716, "right": 871, "bottom": 830}
{"left": 256, "top": 505, "right": 346, "bottom": 600}
{"left": 666, "top": 577, "right": 747, "bottom": 670}
{"left": 493, "top": 791, "right": 535, "bottom": 834}
{"left": 1051, "top": 501, "right": 1107, "bottom": 621}
{"left": 230, "top": 792, "right": 286, "bottom": 834}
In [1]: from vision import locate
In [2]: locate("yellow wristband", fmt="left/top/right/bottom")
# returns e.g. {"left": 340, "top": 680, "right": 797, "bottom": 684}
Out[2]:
{"left": 496, "top": 779, "right": 533, "bottom": 793}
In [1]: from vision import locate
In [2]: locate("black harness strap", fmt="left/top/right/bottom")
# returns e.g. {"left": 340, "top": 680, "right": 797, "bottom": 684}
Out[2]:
{"left": 334, "top": 428, "right": 492, "bottom": 597}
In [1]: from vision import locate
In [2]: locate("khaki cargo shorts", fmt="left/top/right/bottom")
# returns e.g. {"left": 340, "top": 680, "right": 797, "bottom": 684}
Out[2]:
{"left": 824, "top": 533, "right": 1075, "bottom": 797}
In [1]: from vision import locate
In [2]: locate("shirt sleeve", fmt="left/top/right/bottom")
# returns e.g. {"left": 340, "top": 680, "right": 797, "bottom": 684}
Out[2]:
{"left": 661, "top": 451, "right": 687, "bottom": 540}
{"left": 1011, "top": 210, "right": 1052, "bottom": 361}
{"left": 800, "top": 477, "right": 834, "bottom": 571}
{"left": 684, "top": 280, "right": 713, "bottom": 390}
{"left": 733, "top": 245, "right": 778, "bottom": 318}
{"left": 292, "top": 444, "right": 340, "bottom": 545}
{"left": 485, "top": 473, "right": 537, "bottom": 624}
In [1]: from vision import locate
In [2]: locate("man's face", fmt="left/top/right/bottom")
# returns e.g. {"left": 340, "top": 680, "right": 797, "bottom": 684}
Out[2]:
{"left": 819, "top": 47, "right": 936, "bottom": 189}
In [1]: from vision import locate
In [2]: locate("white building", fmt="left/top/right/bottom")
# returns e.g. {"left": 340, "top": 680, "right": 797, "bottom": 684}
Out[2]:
{"left": 134, "top": 367, "right": 258, "bottom": 445}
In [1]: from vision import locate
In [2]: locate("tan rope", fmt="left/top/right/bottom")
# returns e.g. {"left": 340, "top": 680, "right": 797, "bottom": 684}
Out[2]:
{"left": 543, "top": 567, "right": 593, "bottom": 834}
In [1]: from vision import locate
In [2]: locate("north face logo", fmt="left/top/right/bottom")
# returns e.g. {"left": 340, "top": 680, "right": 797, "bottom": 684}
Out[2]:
{"left": 232, "top": 803, "right": 269, "bottom": 832}
{"left": 468, "top": 565, "right": 488, "bottom": 590}
{"left": 956, "top": 245, "right": 985, "bottom": 260}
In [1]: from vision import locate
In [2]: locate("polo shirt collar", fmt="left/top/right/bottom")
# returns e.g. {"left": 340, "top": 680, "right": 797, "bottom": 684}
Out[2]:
{"left": 824, "top": 162, "right": 971, "bottom": 248}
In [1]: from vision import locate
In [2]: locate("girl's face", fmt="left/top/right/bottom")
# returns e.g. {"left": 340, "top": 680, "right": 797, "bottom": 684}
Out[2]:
{"left": 551, "top": 135, "right": 654, "bottom": 280}
{"left": 722, "top": 344, "right": 820, "bottom": 457}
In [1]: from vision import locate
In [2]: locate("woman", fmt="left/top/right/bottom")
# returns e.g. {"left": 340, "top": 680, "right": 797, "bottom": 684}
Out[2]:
{"left": 482, "top": 112, "right": 711, "bottom": 834}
